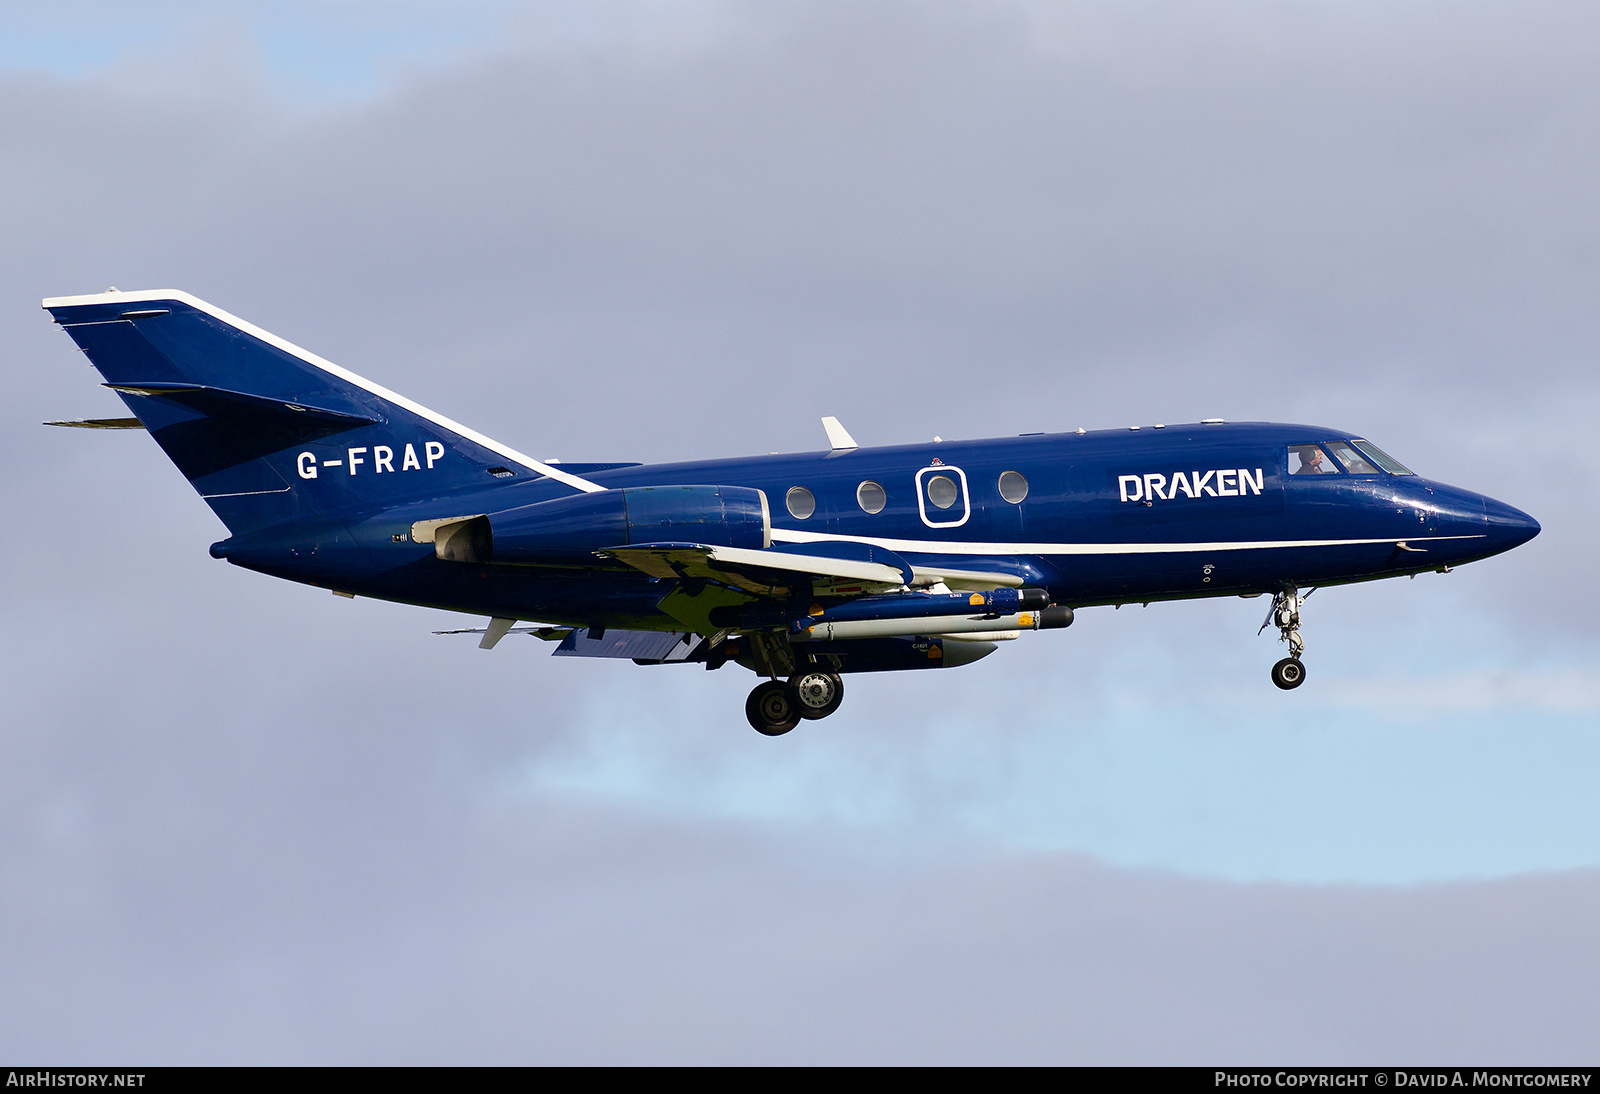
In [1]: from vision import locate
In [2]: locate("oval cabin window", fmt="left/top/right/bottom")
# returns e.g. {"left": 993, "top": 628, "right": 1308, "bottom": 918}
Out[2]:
{"left": 998, "top": 470, "right": 1029, "bottom": 504}
{"left": 856, "top": 480, "right": 886, "bottom": 514}
{"left": 785, "top": 486, "right": 816, "bottom": 520}
{"left": 926, "top": 474, "right": 958, "bottom": 510}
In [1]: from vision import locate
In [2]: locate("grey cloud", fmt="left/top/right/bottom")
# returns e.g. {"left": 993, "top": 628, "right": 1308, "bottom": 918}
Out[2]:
{"left": 6, "top": 783, "right": 1600, "bottom": 1063}
{"left": 3, "top": 0, "right": 1598, "bottom": 1060}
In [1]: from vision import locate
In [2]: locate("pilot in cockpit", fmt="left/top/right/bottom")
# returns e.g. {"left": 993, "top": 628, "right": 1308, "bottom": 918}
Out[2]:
{"left": 1291, "top": 445, "right": 1329, "bottom": 474}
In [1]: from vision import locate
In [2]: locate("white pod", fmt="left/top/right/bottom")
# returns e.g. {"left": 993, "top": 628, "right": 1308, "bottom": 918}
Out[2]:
{"left": 796, "top": 612, "right": 1046, "bottom": 642}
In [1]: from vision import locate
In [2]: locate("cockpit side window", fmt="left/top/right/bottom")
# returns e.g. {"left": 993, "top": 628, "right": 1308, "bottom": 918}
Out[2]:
{"left": 1350, "top": 439, "right": 1415, "bottom": 475}
{"left": 1325, "top": 440, "right": 1381, "bottom": 475}
{"left": 1288, "top": 444, "right": 1337, "bottom": 475}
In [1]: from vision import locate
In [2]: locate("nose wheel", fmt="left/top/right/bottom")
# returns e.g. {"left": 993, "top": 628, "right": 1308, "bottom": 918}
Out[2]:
{"left": 1260, "top": 587, "right": 1310, "bottom": 690}
{"left": 1271, "top": 656, "right": 1306, "bottom": 690}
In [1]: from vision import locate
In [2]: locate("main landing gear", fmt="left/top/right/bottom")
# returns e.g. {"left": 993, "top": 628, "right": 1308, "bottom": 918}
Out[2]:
{"left": 745, "top": 670, "right": 846, "bottom": 735}
{"left": 1261, "top": 587, "right": 1309, "bottom": 691}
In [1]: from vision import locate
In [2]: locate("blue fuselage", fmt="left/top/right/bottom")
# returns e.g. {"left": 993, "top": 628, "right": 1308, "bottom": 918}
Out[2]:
{"left": 217, "top": 421, "right": 1540, "bottom": 629}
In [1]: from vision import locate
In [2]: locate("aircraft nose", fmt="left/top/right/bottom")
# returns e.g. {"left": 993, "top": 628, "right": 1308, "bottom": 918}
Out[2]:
{"left": 1482, "top": 494, "right": 1541, "bottom": 553}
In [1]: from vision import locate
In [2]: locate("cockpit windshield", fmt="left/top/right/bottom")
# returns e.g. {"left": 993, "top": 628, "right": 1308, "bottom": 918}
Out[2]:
{"left": 1350, "top": 439, "right": 1415, "bottom": 475}
{"left": 1325, "top": 440, "right": 1380, "bottom": 475}
{"left": 1288, "top": 439, "right": 1415, "bottom": 477}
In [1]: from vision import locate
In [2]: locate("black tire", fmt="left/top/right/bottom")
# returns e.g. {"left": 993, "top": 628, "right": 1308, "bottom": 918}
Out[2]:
{"left": 746, "top": 681, "right": 800, "bottom": 735}
{"left": 788, "top": 670, "right": 845, "bottom": 720}
{"left": 1271, "top": 657, "right": 1306, "bottom": 690}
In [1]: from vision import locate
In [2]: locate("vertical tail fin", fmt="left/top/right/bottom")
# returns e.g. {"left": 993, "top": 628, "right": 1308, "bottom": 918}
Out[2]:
{"left": 44, "top": 290, "right": 601, "bottom": 534}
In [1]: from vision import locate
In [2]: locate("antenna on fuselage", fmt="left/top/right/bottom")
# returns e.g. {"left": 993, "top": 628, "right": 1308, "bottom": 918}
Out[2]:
{"left": 821, "top": 416, "right": 858, "bottom": 452}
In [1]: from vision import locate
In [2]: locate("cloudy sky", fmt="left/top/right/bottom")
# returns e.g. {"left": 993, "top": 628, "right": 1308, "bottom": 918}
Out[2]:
{"left": 3, "top": 0, "right": 1598, "bottom": 1063}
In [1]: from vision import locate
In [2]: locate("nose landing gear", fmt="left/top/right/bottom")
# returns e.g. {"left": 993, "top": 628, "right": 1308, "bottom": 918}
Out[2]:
{"left": 745, "top": 669, "right": 846, "bottom": 735}
{"left": 1261, "top": 587, "right": 1309, "bottom": 690}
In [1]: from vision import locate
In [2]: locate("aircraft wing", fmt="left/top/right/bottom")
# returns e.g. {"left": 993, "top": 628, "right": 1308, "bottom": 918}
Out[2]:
{"left": 44, "top": 417, "right": 145, "bottom": 429}
{"left": 433, "top": 622, "right": 703, "bottom": 663}
{"left": 598, "top": 541, "right": 912, "bottom": 598}
{"left": 433, "top": 624, "right": 570, "bottom": 639}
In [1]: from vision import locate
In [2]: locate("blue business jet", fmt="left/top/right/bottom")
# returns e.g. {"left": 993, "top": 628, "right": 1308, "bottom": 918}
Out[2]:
{"left": 44, "top": 290, "right": 1540, "bottom": 734}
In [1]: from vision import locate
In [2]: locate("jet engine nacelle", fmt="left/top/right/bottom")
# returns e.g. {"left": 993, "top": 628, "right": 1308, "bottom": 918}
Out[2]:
{"left": 424, "top": 484, "right": 771, "bottom": 564}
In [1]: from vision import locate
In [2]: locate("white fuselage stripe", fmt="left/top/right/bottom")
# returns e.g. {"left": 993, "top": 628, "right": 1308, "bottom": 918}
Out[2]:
{"left": 769, "top": 528, "right": 1484, "bottom": 556}
{"left": 43, "top": 290, "right": 606, "bottom": 495}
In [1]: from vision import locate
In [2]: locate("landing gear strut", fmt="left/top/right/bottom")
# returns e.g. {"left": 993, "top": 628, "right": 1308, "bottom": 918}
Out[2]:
{"left": 1261, "top": 587, "right": 1309, "bottom": 690}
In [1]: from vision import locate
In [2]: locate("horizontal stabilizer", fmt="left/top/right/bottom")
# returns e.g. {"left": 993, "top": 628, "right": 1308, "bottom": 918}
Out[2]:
{"left": 44, "top": 417, "right": 144, "bottom": 429}
{"left": 105, "top": 382, "right": 376, "bottom": 433}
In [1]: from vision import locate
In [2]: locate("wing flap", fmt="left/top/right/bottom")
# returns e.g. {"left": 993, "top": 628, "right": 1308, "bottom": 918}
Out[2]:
{"left": 554, "top": 629, "right": 699, "bottom": 661}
